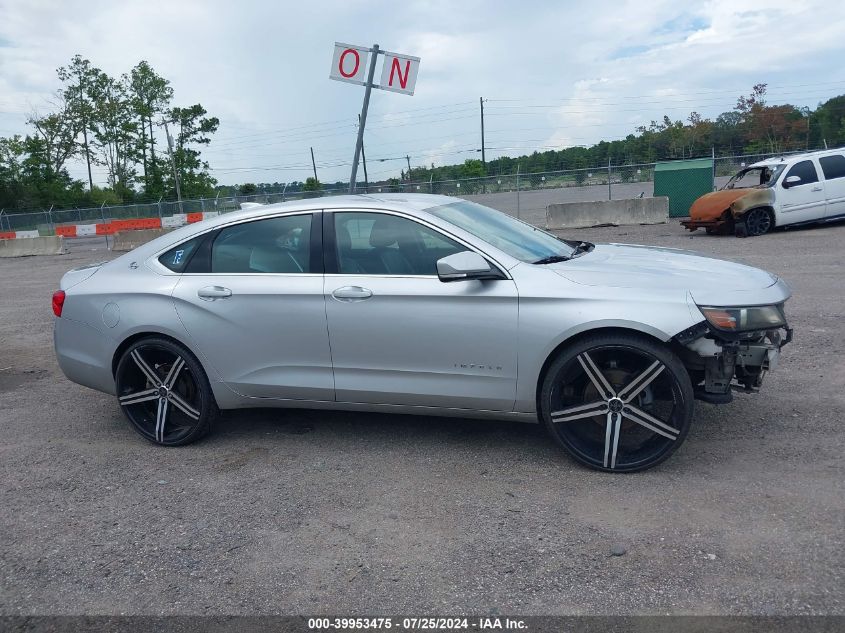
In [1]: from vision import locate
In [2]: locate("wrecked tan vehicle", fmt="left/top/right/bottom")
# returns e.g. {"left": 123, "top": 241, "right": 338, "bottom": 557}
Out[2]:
{"left": 682, "top": 163, "right": 785, "bottom": 237}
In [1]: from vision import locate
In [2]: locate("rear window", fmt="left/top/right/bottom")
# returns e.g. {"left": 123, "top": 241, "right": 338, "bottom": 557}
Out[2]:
{"left": 158, "top": 236, "right": 203, "bottom": 273}
{"left": 819, "top": 154, "right": 845, "bottom": 180}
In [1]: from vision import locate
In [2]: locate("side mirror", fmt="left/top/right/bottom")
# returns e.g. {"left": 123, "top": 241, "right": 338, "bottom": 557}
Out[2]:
{"left": 436, "top": 251, "right": 501, "bottom": 282}
{"left": 783, "top": 175, "right": 801, "bottom": 188}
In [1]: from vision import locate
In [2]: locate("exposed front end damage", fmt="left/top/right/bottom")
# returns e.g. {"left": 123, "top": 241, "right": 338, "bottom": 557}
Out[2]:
{"left": 681, "top": 188, "right": 775, "bottom": 235}
{"left": 673, "top": 317, "right": 792, "bottom": 404}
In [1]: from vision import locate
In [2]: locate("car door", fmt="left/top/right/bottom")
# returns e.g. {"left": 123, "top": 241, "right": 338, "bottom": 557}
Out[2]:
{"left": 818, "top": 153, "right": 845, "bottom": 220}
{"left": 776, "top": 159, "right": 826, "bottom": 225}
{"left": 323, "top": 209, "right": 519, "bottom": 411}
{"left": 171, "top": 211, "right": 334, "bottom": 401}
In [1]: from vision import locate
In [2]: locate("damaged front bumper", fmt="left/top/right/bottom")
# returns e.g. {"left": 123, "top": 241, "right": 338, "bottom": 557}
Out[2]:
{"left": 675, "top": 321, "right": 793, "bottom": 404}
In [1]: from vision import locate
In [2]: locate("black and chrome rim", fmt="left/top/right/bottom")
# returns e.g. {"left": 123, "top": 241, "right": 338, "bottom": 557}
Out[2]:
{"left": 746, "top": 209, "right": 771, "bottom": 236}
{"left": 117, "top": 344, "right": 203, "bottom": 444}
{"left": 548, "top": 345, "right": 685, "bottom": 471}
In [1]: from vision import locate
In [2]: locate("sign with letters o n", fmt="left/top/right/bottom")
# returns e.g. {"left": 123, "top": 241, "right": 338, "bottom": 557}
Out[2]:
{"left": 379, "top": 51, "right": 420, "bottom": 95}
{"left": 330, "top": 43, "right": 370, "bottom": 86}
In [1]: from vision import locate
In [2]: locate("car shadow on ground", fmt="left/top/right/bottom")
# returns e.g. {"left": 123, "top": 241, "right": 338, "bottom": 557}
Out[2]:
{"left": 214, "top": 406, "right": 548, "bottom": 446}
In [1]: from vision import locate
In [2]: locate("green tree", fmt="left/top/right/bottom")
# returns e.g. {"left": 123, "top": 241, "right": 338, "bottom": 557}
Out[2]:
{"left": 166, "top": 104, "right": 219, "bottom": 198}
{"left": 89, "top": 72, "right": 138, "bottom": 198}
{"left": 57, "top": 55, "right": 101, "bottom": 190}
{"left": 127, "top": 61, "right": 173, "bottom": 194}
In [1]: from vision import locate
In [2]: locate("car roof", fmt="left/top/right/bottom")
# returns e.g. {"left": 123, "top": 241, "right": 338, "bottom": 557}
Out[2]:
{"left": 749, "top": 147, "right": 844, "bottom": 168}
{"left": 113, "top": 194, "right": 466, "bottom": 265}
{"left": 216, "top": 193, "right": 457, "bottom": 224}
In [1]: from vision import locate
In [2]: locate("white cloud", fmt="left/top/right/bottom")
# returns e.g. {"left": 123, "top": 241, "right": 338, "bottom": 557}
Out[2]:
{"left": 1, "top": 0, "right": 843, "bottom": 187}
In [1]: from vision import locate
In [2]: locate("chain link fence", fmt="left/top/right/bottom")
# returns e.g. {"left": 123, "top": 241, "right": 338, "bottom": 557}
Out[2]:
{"left": 0, "top": 151, "right": 811, "bottom": 235}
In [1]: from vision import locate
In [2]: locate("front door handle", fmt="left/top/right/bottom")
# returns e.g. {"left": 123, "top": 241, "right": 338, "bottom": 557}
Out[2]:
{"left": 811, "top": 186, "right": 823, "bottom": 192}
{"left": 197, "top": 285, "right": 232, "bottom": 300}
{"left": 332, "top": 286, "right": 373, "bottom": 301}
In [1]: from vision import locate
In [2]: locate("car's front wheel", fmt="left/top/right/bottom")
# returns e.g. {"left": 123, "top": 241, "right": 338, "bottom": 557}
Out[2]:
{"left": 115, "top": 337, "right": 217, "bottom": 445}
{"left": 743, "top": 208, "right": 774, "bottom": 237}
{"left": 540, "top": 333, "right": 694, "bottom": 472}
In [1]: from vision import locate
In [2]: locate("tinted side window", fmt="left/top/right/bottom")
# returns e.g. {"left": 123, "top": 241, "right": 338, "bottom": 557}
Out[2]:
{"left": 158, "top": 235, "right": 203, "bottom": 272}
{"left": 819, "top": 154, "right": 845, "bottom": 180}
{"left": 334, "top": 212, "right": 465, "bottom": 275}
{"left": 211, "top": 214, "right": 312, "bottom": 273}
{"left": 784, "top": 160, "right": 819, "bottom": 186}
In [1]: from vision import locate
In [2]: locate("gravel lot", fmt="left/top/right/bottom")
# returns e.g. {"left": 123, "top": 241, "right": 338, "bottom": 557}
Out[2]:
{"left": 0, "top": 219, "right": 843, "bottom": 616}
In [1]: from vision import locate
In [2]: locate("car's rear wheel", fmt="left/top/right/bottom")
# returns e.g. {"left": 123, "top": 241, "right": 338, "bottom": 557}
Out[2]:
{"left": 744, "top": 208, "right": 774, "bottom": 236}
{"left": 540, "top": 333, "right": 694, "bottom": 472}
{"left": 115, "top": 337, "right": 217, "bottom": 446}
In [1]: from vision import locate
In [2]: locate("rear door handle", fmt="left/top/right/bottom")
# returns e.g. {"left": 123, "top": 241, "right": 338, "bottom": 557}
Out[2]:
{"left": 811, "top": 186, "right": 823, "bottom": 192}
{"left": 197, "top": 286, "right": 232, "bottom": 300}
{"left": 332, "top": 286, "right": 373, "bottom": 301}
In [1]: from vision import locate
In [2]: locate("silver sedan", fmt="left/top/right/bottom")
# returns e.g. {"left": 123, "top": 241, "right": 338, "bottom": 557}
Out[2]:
{"left": 53, "top": 194, "right": 792, "bottom": 472}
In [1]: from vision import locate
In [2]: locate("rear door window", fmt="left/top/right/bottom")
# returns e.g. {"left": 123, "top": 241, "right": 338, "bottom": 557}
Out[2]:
{"left": 819, "top": 154, "right": 845, "bottom": 180}
{"left": 211, "top": 214, "right": 313, "bottom": 273}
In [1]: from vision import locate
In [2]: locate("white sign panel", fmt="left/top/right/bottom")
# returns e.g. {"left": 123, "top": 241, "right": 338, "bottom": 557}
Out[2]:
{"left": 379, "top": 51, "right": 420, "bottom": 95}
{"left": 329, "top": 43, "right": 370, "bottom": 86}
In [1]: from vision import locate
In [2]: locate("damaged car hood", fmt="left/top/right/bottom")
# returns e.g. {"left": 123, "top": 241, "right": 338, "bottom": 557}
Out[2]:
{"left": 550, "top": 244, "right": 779, "bottom": 297}
{"left": 689, "top": 188, "right": 775, "bottom": 220}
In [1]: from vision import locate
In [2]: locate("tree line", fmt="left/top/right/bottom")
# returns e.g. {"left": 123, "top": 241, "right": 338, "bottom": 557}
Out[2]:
{"left": 405, "top": 85, "right": 845, "bottom": 184}
{"left": 0, "top": 55, "right": 219, "bottom": 212}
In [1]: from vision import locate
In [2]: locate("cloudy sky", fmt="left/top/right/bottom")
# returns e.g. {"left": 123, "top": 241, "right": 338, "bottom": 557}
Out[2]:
{"left": 1, "top": 0, "right": 844, "bottom": 187}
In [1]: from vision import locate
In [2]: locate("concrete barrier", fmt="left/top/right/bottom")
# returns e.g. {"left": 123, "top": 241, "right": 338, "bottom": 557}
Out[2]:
{"left": 545, "top": 197, "right": 669, "bottom": 230}
{"left": 111, "top": 229, "right": 172, "bottom": 252}
{"left": 0, "top": 236, "right": 66, "bottom": 257}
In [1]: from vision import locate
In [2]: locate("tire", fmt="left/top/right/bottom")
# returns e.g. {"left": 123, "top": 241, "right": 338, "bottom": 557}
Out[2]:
{"left": 115, "top": 337, "right": 218, "bottom": 446}
{"left": 540, "top": 333, "right": 694, "bottom": 472}
{"left": 743, "top": 208, "right": 774, "bottom": 237}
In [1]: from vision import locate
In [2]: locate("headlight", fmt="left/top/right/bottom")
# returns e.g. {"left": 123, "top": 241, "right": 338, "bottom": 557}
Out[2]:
{"left": 699, "top": 304, "right": 786, "bottom": 332}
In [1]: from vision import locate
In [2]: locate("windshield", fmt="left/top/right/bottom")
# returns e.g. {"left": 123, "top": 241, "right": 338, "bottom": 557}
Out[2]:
{"left": 723, "top": 164, "right": 785, "bottom": 190}
{"left": 425, "top": 200, "right": 575, "bottom": 263}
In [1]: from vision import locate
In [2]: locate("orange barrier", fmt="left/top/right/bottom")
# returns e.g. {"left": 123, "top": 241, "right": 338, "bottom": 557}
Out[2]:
{"left": 4, "top": 211, "right": 216, "bottom": 241}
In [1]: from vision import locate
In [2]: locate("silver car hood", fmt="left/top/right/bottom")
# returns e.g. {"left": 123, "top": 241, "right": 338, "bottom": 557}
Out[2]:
{"left": 551, "top": 243, "right": 782, "bottom": 302}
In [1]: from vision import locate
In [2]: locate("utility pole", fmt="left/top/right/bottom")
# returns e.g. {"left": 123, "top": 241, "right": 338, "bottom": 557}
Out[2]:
{"left": 310, "top": 147, "right": 318, "bottom": 183}
{"left": 359, "top": 114, "right": 369, "bottom": 192}
{"left": 480, "top": 96, "right": 486, "bottom": 172}
{"left": 405, "top": 155, "right": 412, "bottom": 181}
{"left": 163, "top": 120, "right": 183, "bottom": 214}
{"left": 349, "top": 43, "right": 380, "bottom": 193}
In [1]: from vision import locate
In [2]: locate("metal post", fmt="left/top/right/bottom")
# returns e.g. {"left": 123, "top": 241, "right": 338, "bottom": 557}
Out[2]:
{"left": 310, "top": 147, "right": 318, "bottom": 183}
{"left": 47, "top": 205, "right": 54, "bottom": 232}
{"left": 100, "top": 201, "right": 109, "bottom": 249}
{"left": 711, "top": 146, "right": 716, "bottom": 191}
{"left": 282, "top": 182, "right": 288, "bottom": 201}
{"left": 429, "top": 173, "right": 433, "bottom": 194}
{"left": 214, "top": 191, "right": 220, "bottom": 211}
{"left": 359, "top": 114, "right": 369, "bottom": 193}
{"left": 157, "top": 196, "right": 163, "bottom": 218}
{"left": 607, "top": 156, "right": 612, "bottom": 201}
{"left": 479, "top": 97, "right": 486, "bottom": 170}
{"left": 163, "top": 120, "right": 184, "bottom": 214}
{"left": 200, "top": 197, "right": 205, "bottom": 212}
{"left": 516, "top": 164, "right": 521, "bottom": 219}
{"left": 349, "top": 43, "right": 380, "bottom": 193}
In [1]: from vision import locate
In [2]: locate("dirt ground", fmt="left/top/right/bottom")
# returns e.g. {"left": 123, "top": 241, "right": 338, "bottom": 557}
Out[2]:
{"left": 0, "top": 219, "right": 843, "bottom": 616}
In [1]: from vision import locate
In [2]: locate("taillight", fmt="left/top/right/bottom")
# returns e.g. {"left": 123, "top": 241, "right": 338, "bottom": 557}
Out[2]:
{"left": 52, "top": 290, "right": 65, "bottom": 317}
